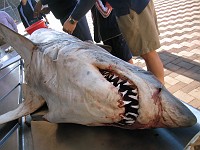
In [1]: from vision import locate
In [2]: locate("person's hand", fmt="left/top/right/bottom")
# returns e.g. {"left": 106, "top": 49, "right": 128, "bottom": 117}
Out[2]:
{"left": 33, "top": 0, "right": 43, "bottom": 18}
{"left": 41, "top": 7, "right": 51, "bottom": 14}
{"left": 63, "top": 16, "right": 78, "bottom": 34}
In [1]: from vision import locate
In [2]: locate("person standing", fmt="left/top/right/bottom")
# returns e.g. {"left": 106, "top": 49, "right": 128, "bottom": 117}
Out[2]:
{"left": 91, "top": 0, "right": 133, "bottom": 64}
{"left": 63, "top": 0, "right": 165, "bottom": 84}
{"left": 18, "top": 0, "right": 49, "bottom": 28}
{"left": 34, "top": 0, "right": 93, "bottom": 42}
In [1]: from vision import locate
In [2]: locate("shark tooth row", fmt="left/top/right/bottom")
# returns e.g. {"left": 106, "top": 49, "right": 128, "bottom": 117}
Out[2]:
{"left": 100, "top": 70, "right": 139, "bottom": 126}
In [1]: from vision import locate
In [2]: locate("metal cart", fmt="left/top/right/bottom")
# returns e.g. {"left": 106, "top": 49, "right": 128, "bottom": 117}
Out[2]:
{"left": 0, "top": 45, "right": 23, "bottom": 150}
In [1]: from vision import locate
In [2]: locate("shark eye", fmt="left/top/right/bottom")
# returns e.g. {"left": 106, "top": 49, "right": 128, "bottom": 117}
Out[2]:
{"left": 100, "top": 69, "right": 139, "bottom": 126}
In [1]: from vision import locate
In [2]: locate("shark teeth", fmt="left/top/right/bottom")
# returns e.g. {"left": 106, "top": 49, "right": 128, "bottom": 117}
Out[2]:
{"left": 128, "top": 95, "right": 138, "bottom": 99}
{"left": 123, "top": 100, "right": 132, "bottom": 105}
{"left": 117, "top": 79, "right": 123, "bottom": 84}
{"left": 100, "top": 69, "right": 139, "bottom": 126}
{"left": 121, "top": 91, "right": 128, "bottom": 97}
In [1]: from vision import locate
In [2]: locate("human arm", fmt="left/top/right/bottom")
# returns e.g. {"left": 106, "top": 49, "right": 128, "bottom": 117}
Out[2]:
{"left": 95, "top": 0, "right": 112, "bottom": 18}
{"left": 63, "top": 0, "right": 96, "bottom": 34}
{"left": 40, "top": 7, "right": 51, "bottom": 14}
{"left": 40, "top": 12, "right": 49, "bottom": 24}
{"left": 44, "top": 16, "right": 49, "bottom": 24}
{"left": 33, "top": 0, "right": 43, "bottom": 18}
{"left": 34, "top": 0, "right": 50, "bottom": 18}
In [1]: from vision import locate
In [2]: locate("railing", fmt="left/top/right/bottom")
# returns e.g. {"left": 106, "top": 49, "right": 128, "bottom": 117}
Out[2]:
{"left": 0, "top": 54, "right": 23, "bottom": 150}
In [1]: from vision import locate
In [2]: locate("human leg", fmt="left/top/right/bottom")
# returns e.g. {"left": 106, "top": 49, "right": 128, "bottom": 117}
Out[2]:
{"left": 116, "top": 0, "right": 164, "bottom": 83}
{"left": 141, "top": 50, "right": 164, "bottom": 84}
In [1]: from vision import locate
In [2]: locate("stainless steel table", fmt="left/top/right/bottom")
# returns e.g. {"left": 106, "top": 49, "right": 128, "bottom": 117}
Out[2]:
{"left": 0, "top": 45, "right": 23, "bottom": 150}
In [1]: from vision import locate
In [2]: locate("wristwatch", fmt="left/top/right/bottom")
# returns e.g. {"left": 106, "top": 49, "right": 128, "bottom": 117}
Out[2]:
{"left": 69, "top": 16, "right": 77, "bottom": 24}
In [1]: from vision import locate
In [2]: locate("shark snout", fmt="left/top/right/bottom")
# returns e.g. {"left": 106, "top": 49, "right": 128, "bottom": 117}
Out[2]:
{"left": 160, "top": 88, "right": 197, "bottom": 127}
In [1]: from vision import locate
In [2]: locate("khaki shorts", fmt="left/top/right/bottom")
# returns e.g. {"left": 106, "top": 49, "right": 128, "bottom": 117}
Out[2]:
{"left": 117, "top": 0, "right": 161, "bottom": 56}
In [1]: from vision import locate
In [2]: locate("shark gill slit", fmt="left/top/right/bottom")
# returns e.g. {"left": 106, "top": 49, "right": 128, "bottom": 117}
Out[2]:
{"left": 100, "top": 69, "right": 139, "bottom": 126}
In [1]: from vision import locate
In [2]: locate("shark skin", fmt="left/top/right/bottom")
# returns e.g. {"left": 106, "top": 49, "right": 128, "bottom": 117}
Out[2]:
{"left": 0, "top": 24, "right": 197, "bottom": 129}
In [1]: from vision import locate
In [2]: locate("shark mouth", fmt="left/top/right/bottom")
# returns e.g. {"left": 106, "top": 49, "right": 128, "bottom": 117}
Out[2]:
{"left": 100, "top": 69, "right": 139, "bottom": 126}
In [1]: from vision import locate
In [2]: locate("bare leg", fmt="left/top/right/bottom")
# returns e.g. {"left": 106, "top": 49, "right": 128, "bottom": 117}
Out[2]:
{"left": 141, "top": 51, "right": 164, "bottom": 84}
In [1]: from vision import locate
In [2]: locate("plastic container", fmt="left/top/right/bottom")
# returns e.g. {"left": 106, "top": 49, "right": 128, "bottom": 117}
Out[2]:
{"left": 26, "top": 20, "right": 47, "bottom": 35}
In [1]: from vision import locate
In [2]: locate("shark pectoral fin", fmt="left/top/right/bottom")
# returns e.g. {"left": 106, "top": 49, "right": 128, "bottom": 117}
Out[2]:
{"left": 0, "top": 23, "right": 37, "bottom": 63}
{"left": 0, "top": 84, "right": 45, "bottom": 124}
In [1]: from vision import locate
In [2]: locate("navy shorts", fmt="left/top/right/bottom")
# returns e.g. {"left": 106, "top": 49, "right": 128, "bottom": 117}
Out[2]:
{"left": 103, "top": 35, "right": 132, "bottom": 62}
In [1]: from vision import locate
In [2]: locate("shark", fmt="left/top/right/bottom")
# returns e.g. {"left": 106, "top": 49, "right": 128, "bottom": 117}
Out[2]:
{"left": 0, "top": 24, "right": 197, "bottom": 129}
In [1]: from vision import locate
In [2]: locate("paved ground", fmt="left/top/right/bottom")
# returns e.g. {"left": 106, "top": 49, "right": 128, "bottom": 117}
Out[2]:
{"left": 154, "top": 0, "right": 200, "bottom": 109}
{"left": 17, "top": 0, "right": 200, "bottom": 110}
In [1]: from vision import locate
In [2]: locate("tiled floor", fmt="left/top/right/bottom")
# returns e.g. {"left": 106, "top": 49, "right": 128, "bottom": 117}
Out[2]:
{"left": 133, "top": 0, "right": 200, "bottom": 109}
{"left": 17, "top": 0, "right": 200, "bottom": 110}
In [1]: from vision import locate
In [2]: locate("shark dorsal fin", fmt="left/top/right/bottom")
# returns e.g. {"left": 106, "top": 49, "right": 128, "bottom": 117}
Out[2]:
{"left": 0, "top": 23, "right": 37, "bottom": 63}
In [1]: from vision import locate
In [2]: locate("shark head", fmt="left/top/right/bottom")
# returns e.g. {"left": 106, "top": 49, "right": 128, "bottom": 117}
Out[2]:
{"left": 0, "top": 25, "right": 197, "bottom": 129}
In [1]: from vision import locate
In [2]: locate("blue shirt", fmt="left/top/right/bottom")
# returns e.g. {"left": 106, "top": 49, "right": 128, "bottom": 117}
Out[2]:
{"left": 131, "top": 0, "right": 150, "bottom": 14}
{"left": 71, "top": 0, "right": 150, "bottom": 21}
{"left": 41, "top": 0, "right": 77, "bottom": 19}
